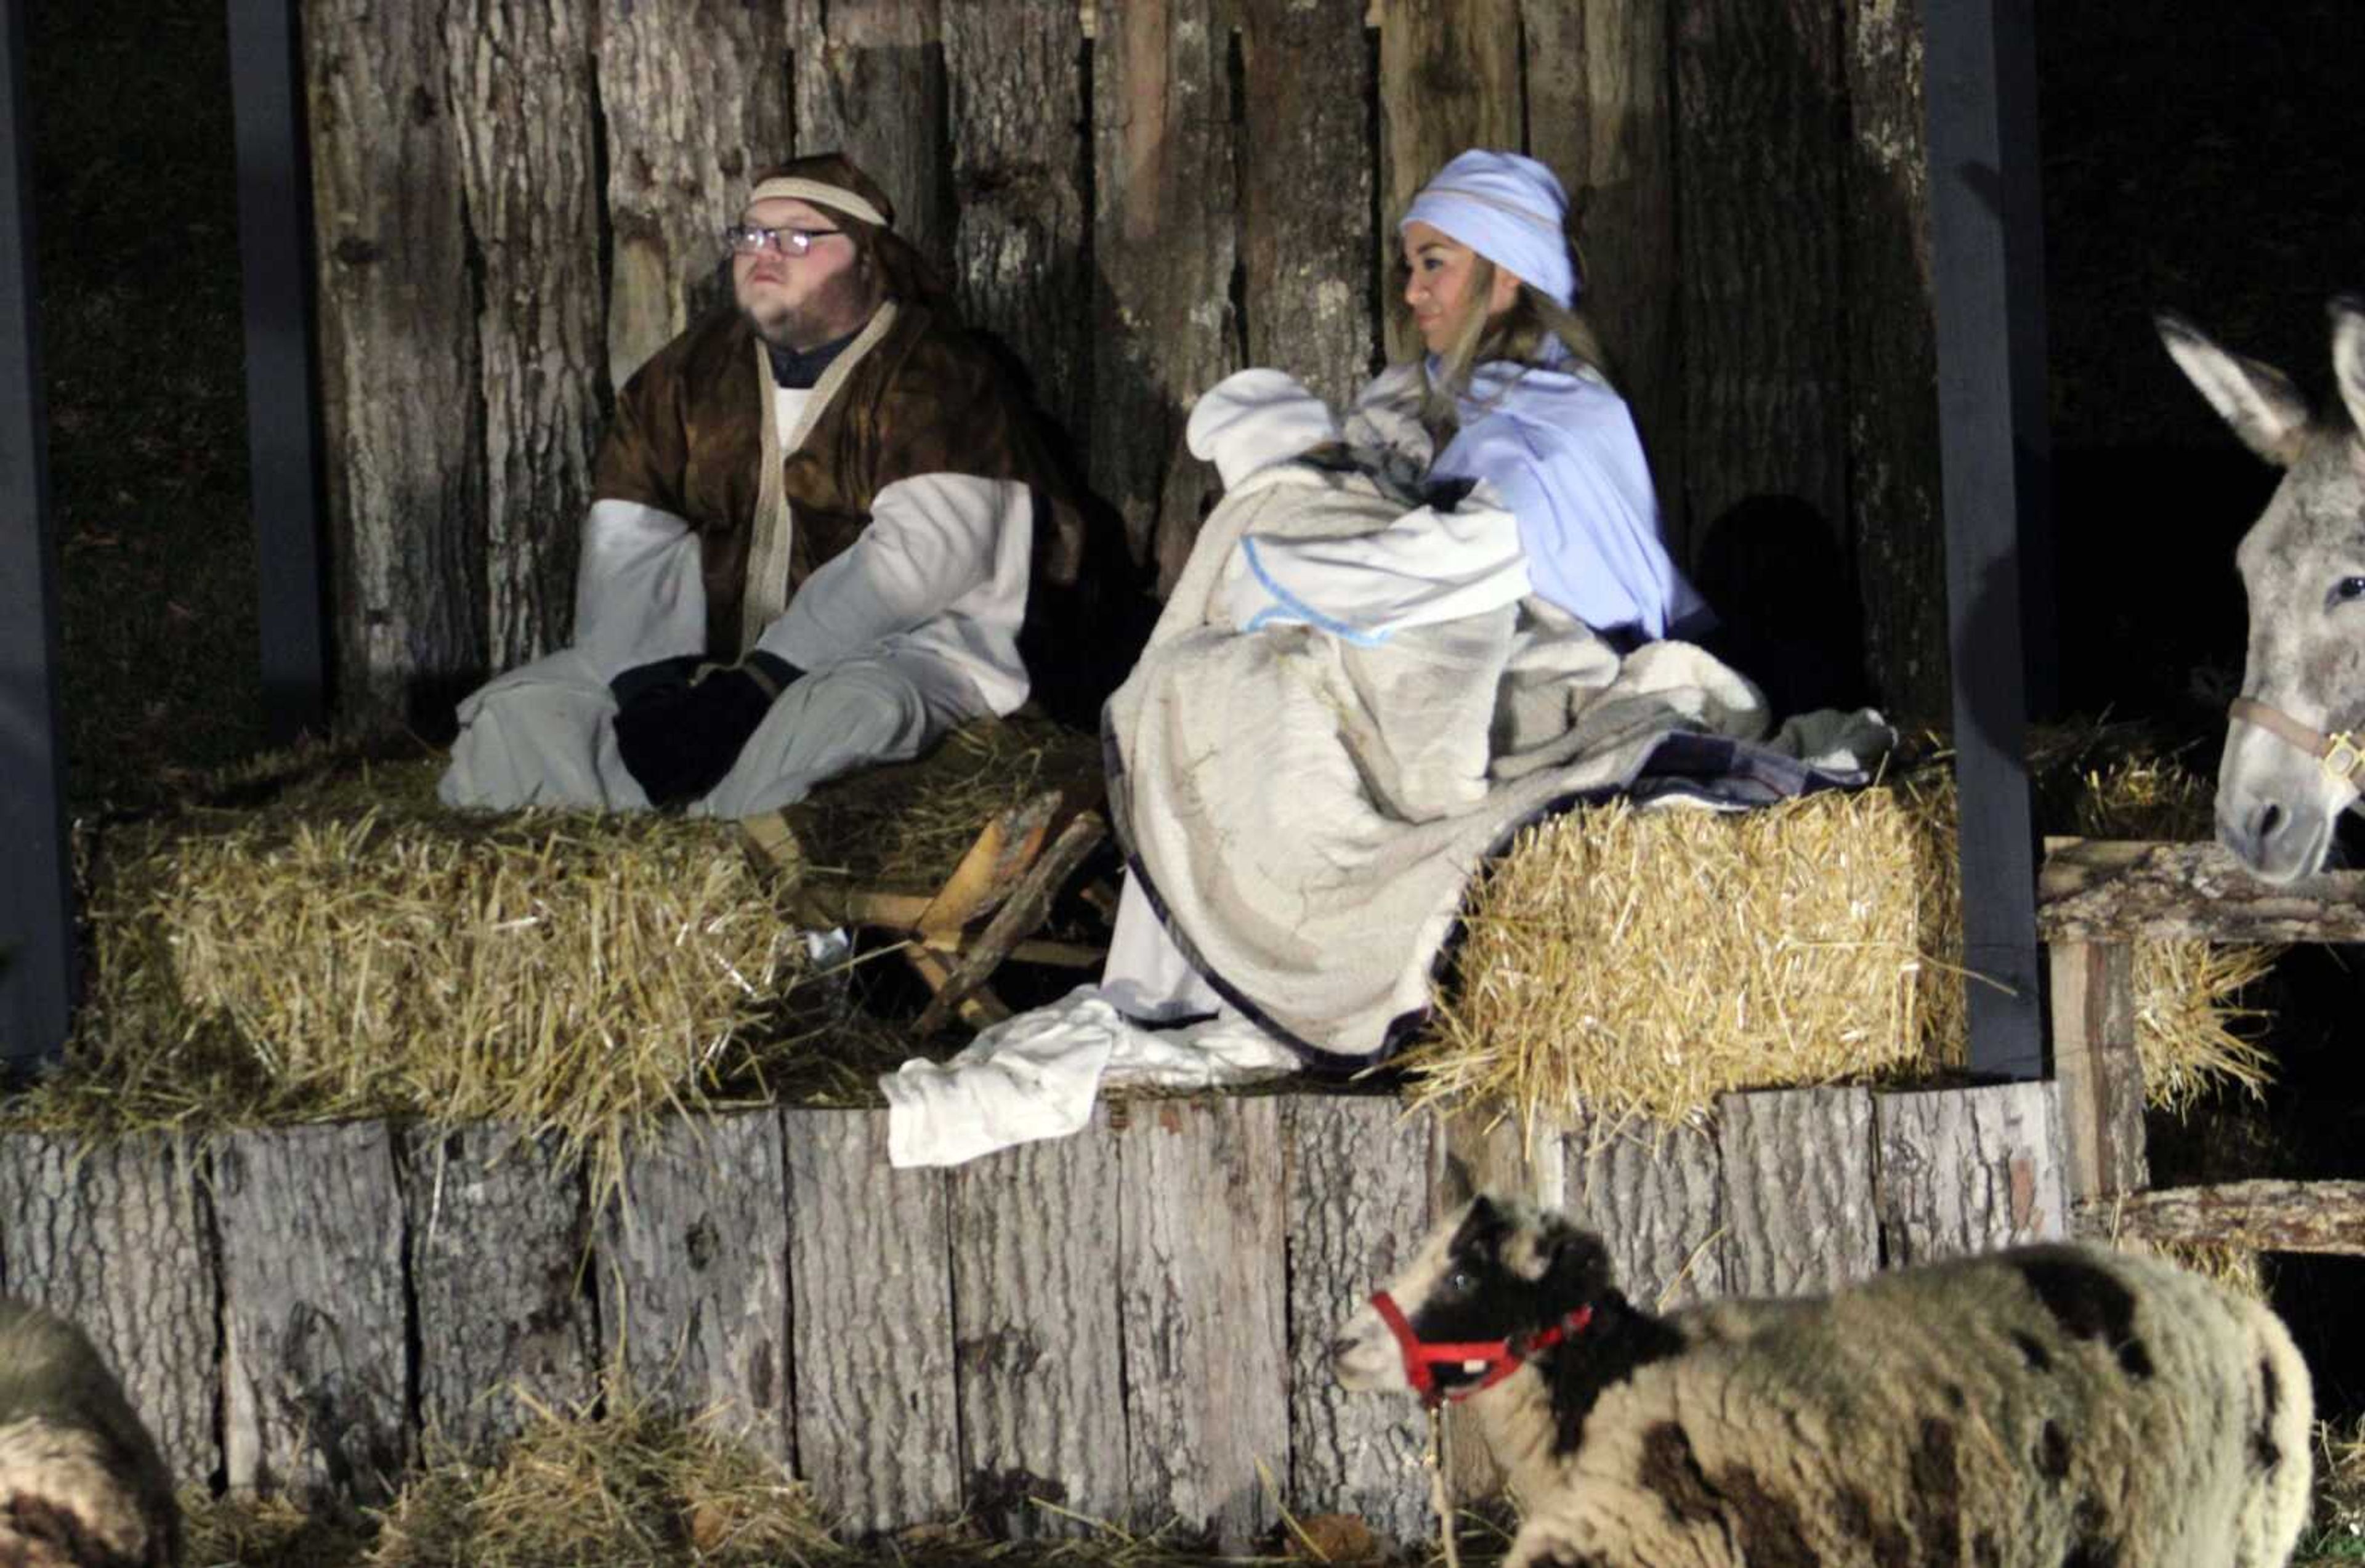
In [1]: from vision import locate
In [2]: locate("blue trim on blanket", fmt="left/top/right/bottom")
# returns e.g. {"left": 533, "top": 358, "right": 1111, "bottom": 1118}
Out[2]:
{"left": 1239, "top": 538, "right": 1393, "bottom": 647}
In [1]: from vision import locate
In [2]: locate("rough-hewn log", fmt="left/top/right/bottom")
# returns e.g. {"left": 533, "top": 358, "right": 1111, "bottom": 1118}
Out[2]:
{"left": 214, "top": 1124, "right": 410, "bottom": 1503}
{"left": 1715, "top": 1088, "right": 1878, "bottom": 1296}
{"left": 791, "top": 0, "right": 953, "bottom": 282}
{"left": 943, "top": 0, "right": 1090, "bottom": 444}
{"left": 1091, "top": 0, "right": 1239, "bottom": 591}
{"left": 1374, "top": 0, "right": 1520, "bottom": 366}
{"left": 2047, "top": 938, "right": 2148, "bottom": 1205}
{"left": 445, "top": 0, "right": 604, "bottom": 669}
{"left": 1523, "top": 0, "right": 1681, "bottom": 553}
{"left": 1284, "top": 1095, "right": 1434, "bottom": 1546}
{"left": 2072, "top": 1180, "right": 2365, "bottom": 1257}
{"left": 782, "top": 1109, "right": 959, "bottom": 1535}
{"left": 593, "top": 0, "right": 790, "bottom": 387}
{"left": 1842, "top": 0, "right": 1946, "bottom": 721}
{"left": 1874, "top": 1081, "right": 2065, "bottom": 1264}
{"left": 402, "top": 1126, "right": 597, "bottom": 1451}
{"left": 0, "top": 1133, "right": 219, "bottom": 1487}
{"left": 1240, "top": 0, "right": 1374, "bottom": 414}
{"left": 2038, "top": 838, "right": 2365, "bottom": 943}
{"left": 1563, "top": 1118, "right": 1724, "bottom": 1309}
{"left": 303, "top": 0, "right": 484, "bottom": 733}
{"left": 601, "top": 1110, "right": 793, "bottom": 1465}
{"left": 1671, "top": 0, "right": 1847, "bottom": 555}
{"left": 1116, "top": 1096, "right": 1288, "bottom": 1551}
{"left": 947, "top": 1109, "right": 1126, "bottom": 1538}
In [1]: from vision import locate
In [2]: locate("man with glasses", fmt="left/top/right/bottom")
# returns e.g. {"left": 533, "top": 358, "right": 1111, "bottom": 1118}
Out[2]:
{"left": 440, "top": 153, "right": 1085, "bottom": 817}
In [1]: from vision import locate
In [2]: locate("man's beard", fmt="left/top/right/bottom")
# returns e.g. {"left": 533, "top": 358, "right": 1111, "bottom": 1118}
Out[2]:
{"left": 741, "top": 273, "right": 873, "bottom": 351}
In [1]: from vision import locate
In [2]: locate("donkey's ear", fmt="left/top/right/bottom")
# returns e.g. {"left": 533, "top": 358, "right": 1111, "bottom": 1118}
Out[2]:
{"left": 2157, "top": 311, "right": 2311, "bottom": 467}
{"left": 2331, "top": 295, "right": 2365, "bottom": 444}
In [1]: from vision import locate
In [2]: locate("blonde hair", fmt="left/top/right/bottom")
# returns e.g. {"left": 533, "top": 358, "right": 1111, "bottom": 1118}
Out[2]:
{"left": 1413, "top": 253, "right": 1613, "bottom": 439}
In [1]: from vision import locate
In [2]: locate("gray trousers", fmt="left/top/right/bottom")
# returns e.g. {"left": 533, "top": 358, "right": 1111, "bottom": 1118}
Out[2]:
{"left": 438, "top": 645, "right": 991, "bottom": 819}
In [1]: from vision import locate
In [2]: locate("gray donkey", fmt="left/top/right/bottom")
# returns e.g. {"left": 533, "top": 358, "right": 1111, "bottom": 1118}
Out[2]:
{"left": 2159, "top": 296, "right": 2365, "bottom": 883}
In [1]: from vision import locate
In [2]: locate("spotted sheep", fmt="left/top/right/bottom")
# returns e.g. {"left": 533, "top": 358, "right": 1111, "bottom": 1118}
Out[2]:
{"left": 1332, "top": 1194, "right": 2313, "bottom": 1568}
{"left": 0, "top": 1299, "right": 180, "bottom": 1568}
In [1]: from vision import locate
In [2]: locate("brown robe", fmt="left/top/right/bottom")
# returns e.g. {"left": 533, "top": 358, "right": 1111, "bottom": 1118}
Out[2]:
{"left": 593, "top": 301, "right": 1080, "bottom": 660}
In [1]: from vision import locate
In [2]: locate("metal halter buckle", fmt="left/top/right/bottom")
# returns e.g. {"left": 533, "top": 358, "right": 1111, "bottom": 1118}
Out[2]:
{"left": 2321, "top": 732, "right": 2365, "bottom": 786}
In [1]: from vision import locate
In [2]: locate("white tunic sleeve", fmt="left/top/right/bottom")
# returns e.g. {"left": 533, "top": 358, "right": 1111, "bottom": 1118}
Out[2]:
{"left": 751, "top": 472, "right": 1035, "bottom": 712}
{"left": 573, "top": 498, "right": 707, "bottom": 682}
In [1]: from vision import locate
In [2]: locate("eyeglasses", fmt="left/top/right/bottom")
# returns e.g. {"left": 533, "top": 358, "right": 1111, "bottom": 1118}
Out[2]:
{"left": 724, "top": 224, "right": 843, "bottom": 257}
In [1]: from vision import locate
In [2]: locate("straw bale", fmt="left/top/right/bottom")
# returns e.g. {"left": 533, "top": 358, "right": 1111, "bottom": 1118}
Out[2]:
{"left": 1413, "top": 731, "right": 2276, "bottom": 1134}
{"left": 26, "top": 753, "right": 815, "bottom": 1171}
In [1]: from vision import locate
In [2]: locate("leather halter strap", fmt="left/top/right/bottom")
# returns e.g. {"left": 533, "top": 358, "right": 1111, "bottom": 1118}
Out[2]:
{"left": 2230, "top": 697, "right": 2365, "bottom": 793}
{"left": 1370, "top": 1290, "right": 1595, "bottom": 1409}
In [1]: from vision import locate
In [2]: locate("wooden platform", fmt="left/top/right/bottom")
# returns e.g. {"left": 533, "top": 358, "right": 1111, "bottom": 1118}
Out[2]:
{"left": 0, "top": 1081, "right": 2067, "bottom": 1550}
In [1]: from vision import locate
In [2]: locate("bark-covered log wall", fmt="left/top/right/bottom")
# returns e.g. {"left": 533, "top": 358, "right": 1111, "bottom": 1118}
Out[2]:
{"left": 0, "top": 1083, "right": 2064, "bottom": 1547}
{"left": 305, "top": 0, "right": 1953, "bottom": 733}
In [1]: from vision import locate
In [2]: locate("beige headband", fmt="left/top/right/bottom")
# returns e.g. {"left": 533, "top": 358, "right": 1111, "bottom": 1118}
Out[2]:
{"left": 746, "top": 177, "right": 890, "bottom": 229}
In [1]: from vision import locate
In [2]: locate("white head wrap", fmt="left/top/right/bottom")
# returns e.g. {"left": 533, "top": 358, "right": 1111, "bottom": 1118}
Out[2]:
{"left": 1187, "top": 369, "right": 1340, "bottom": 487}
{"left": 1400, "top": 149, "right": 1578, "bottom": 309}
{"left": 747, "top": 176, "right": 891, "bottom": 230}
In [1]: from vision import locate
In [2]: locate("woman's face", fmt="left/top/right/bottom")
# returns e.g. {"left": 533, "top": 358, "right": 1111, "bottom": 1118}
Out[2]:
{"left": 1401, "top": 221, "right": 1522, "bottom": 355}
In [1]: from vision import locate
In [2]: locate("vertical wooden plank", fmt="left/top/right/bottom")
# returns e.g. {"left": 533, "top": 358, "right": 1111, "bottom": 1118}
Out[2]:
{"left": 0, "top": 0, "right": 70, "bottom": 1067}
{"left": 601, "top": 1110, "right": 793, "bottom": 1466}
{"left": 403, "top": 1126, "right": 598, "bottom": 1452}
{"left": 1239, "top": 0, "right": 1375, "bottom": 413}
{"left": 944, "top": 0, "right": 1090, "bottom": 443}
{"left": 1843, "top": 0, "right": 1947, "bottom": 722}
{"left": 304, "top": 0, "right": 485, "bottom": 732}
{"left": 1117, "top": 1097, "right": 1288, "bottom": 1551}
{"left": 1928, "top": 0, "right": 2048, "bottom": 1080}
{"left": 1563, "top": 1118, "right": 1724, "bottom": 1309}
{"left": 0, "top": 1133, "right": 220, "bottom": 1487}
{"left": 1715, "top": 1087, "right": 1878, "bottom": 1296}
{"left": 594, "top": 0, "right": 791, "bottom": 387}
{"left": 1522, "top": 0, "right": 1681, "bottom": 552}
{"left": 215, "top": 1123, "right": 410, "bottom": 1503}
{"left": 1374, "top": 0, "right": 1521, "bottom": 365}
{"left": 947, "top": 1109, "right": 1126, "bottom": 1538}
{"left": 1092, "top": 0, "right": 1240, "bottom": 591}
{"left": 445, "top": 0, "right": 605, "bottom": 669}
{"left": 2047, "top": 939, "right": 2148, "bottom": 1205}
{"left": 1874, "top": 1081, "right": 2066, "bottom": 1264}
{"left": 791, "top": 0, "right": 954, "bottom": 283}
{"left": 1430, "top": 1102, "right": 1564, "bottom": 1503}
{"left": 784, "top": 1109, "right": 959, "bottom": 1535}
{"left": 228, "top": 0, "right": 331, "bottom": 740}
{"left": 1670, "top": 0, "right": 1847, "bottom": 552}
{"left": 1285, "top": 1096, "right": 1435, "bottom": 1547}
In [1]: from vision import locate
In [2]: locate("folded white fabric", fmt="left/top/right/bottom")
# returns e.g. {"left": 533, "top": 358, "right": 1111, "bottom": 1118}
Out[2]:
{"left": 881, "top": 986, "right": 1300, "bottom": 1168}
{"left": 1186, "top": 368, "right": 1341, "bottom": 487}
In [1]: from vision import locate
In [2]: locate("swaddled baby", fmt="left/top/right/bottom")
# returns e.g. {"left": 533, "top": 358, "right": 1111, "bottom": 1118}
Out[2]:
{"left": 1184, "top": 370, "right": 1533, "bottom": 644}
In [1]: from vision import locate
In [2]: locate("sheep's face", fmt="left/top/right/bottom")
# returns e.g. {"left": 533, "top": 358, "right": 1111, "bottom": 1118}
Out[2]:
{"left": 1332, "top": 1194, "right": 1614, "bottom": 1397}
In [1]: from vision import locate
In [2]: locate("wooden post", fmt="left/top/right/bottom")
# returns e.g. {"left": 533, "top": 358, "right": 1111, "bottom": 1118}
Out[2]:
{"left": 0, "top": 1133, "right": 221, "bottom": 1487}
{"left": 402, "top": 1127, "right": 599, "bottom": 1451}
{"left": 0, "top": 0, "right": 70, "bottom": 1069}
{"left": 1285, "top": 1096, "right": 1435, "bottom": 1545}
{"left": 601, "top": 1110, "right": 794, "bottom": 1466}
{"left": 1874, "top": 1082, "right": 2065, "bottom": 1264}
{"left": 947, "top": 1109, "right": 1127, "bottom": 1538}
{"left": 1925, "top": 0, "right": 2048, "bottom": 1080}
{"left": 1563, "top": 1117, "right": 1725, "bottom": 1309}
{"left": 2046, "top": 939, "right": 2146, "bottom": 1206}
{"left": 227, "top": 0, "right": 331, "bottom": 742}
{"left": 1116, "top": 1096, "right": 1288, "bottom": 1551}
{"left": 1716, "top": 1088, "right": 1879, "bottom": 1296}
{"left": 791, "top": 0, "right": 954, "bottom": 283}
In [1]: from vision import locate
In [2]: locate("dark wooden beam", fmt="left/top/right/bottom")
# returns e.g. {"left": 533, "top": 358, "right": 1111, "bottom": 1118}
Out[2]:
{"left": 227, "top": 0, "right": 331, "bottom": 742}
{"left": 1925, "top": 0, "right": 2050, "bottom": 1081}
{"left": 0, "top": 0, "right": 75, "bottom": 1067}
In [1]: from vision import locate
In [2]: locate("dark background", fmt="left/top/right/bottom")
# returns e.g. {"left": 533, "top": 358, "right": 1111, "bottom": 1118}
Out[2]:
{"left": 22, "top": 0, "right": 2364, "bottom": 1415}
